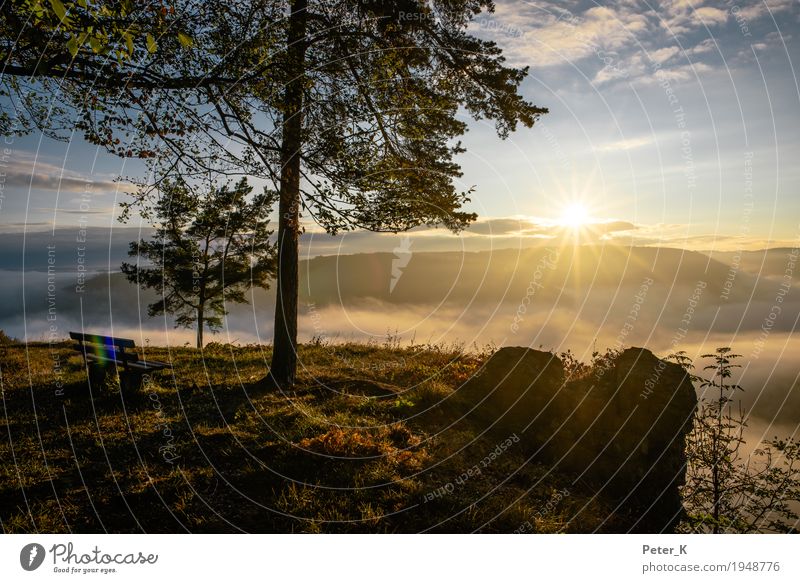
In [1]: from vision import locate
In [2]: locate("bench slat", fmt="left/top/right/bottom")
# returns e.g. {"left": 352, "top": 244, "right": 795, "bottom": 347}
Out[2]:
{"left": 76, "top": 344, "right": 136, "bottom": 363}
{"left": 69, "top": 331, "right": 136, "bottom": 349}
{"left": 83, "top": 354, "right": 127, "bottom": 367}
{"left": 84, "top": 355, "right": 170, "bottom": 372}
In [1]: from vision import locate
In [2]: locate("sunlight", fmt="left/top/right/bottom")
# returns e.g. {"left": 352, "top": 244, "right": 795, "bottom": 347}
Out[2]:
{"left": 559, "top": 203, "right": 591, "bottom": 229}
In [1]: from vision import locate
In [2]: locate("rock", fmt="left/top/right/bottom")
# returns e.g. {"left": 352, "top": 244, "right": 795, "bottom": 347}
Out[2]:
{"left": 458, "top": 346, "right": 697, "bottom": 532}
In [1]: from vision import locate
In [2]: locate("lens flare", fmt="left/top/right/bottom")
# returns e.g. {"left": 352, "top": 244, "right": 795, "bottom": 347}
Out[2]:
{"left": 559, "top": 203, "right": 590, "bottom": 228}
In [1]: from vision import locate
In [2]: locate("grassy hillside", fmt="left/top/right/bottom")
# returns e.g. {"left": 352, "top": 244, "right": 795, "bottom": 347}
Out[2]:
{"left": 0, "top": 340, "right": 622, "bottom": 533}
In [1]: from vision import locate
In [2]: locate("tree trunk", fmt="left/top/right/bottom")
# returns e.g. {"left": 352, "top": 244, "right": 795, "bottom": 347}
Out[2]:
{"left": 197, "top": 307, "right": 204, "bottom": 349}
{"left": 269, "top": 0, "right": 307, "bottom": 386}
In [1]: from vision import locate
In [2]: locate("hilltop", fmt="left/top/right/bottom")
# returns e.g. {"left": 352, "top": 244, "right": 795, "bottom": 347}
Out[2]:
{"left": 0, "top": 340, "right": 634, "bottom": 533}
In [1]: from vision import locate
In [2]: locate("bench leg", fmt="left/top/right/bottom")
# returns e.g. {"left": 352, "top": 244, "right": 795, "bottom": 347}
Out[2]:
{"left": 120, "top": 372, "right": 144, "bottom": 392}
{"left": 87, "top": 363, "right": 109, "bottom": 390}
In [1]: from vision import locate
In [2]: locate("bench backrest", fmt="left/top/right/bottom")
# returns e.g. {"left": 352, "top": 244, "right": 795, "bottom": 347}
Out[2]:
{"left": 69, "top": 331, "right": 136, "bottom": 349}
{"left": 69, "top": 332, "right": 137, "bottom": 363}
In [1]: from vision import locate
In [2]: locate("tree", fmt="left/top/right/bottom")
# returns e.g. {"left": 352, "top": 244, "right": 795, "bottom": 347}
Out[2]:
{"left": 121, "top": 178, "right": 277, "bottom": 348}
{"left": 676, "top": 348, "right": 800, "bottom": 533}
{"left": 259, "top": 0, "right": 548, "bottom": 386}
{"left": 2, "top": 0, "right": 548, "bottom": 385}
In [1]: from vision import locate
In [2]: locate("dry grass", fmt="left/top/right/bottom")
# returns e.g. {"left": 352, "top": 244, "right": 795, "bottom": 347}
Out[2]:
{"left": 0, "top": 340, "right": 616, "bottom": 533}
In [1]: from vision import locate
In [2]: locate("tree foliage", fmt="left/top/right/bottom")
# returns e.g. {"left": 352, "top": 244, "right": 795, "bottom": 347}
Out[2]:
{"left": 3, "top": 0, "right": 548, "bottom": 383}
{"left": 676, "top": 348, "right": 800, "bottom": 533}
{"left": 121, "top": 178, "right": 277, "bottom": 348}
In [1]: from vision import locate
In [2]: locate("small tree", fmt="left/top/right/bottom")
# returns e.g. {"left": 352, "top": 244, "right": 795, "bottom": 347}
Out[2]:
{"left": 121, "top": 178, "right": 277, "bottom": 348}
{"left": 678, "top": 348, "right": 800, "bottom": 533}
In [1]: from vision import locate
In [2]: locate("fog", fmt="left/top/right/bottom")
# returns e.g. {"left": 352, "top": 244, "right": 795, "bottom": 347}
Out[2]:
{"left": 2, "top": 244, "right": 798, "bottom": 439}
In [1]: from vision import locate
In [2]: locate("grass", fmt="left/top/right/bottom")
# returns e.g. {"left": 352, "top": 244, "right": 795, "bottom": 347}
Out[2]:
{"left": 0, "top": 339, "right": 620, "bottom": 533}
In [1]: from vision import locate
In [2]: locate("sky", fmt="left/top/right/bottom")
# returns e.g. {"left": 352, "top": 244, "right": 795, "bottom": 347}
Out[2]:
{"left": 1, "top": 0, "right": 799, "bottom": 252}
{"left": 460, "top": 0, "right": 800, "bottom": 249}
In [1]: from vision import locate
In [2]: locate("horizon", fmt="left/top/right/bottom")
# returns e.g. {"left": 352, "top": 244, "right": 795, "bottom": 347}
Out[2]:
{"left": 1, "top": 224, "right": 798, "bottom": 257}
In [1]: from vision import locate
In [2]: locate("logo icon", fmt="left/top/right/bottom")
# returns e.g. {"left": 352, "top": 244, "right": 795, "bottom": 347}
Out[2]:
{"left": 390, "top": 235, "right": 413, "bottom": 293}
{"left": 20, "top": 543, "right": 46, "bottom": 571}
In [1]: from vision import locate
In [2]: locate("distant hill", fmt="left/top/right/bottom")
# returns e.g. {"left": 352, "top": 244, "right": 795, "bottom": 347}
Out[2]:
{"left": 2, "top": 243, "right": 796, "bottom": 336}
{"left": 301, "top": 245, "right": 757, "bottom": 304}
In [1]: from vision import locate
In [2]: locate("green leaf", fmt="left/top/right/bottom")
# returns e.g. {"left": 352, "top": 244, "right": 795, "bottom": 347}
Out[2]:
{"left": 48, "top": 0, "right": 67, "bottom": 22}
{"left": 177, "top": 32, "right": 193, "bottom": 48}
{"left": 146, "top": 33, "right": 157, "bottom": 54}
{"left": 66, "top": 36, "right": 79, "bottom": 57}
{"left": 124, "top": 33, "right": 134, "bottom": 56}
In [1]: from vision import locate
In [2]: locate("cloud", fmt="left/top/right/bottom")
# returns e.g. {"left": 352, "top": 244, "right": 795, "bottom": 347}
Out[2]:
{"left": 595, "top": 136, "right": 653, "bottom": 152}
{"left": 731, "top": 0, "right": 798, "bottom": 23}
{"left": 299, "top": 217, "right": 788, "bottom": 255}
{"left": 465, "top": 217, "right": 551, "bottom": 236}
{"left": 687, "top": 38, "right": 716, "bottom": 55}
{"left": 478, "top": 1, "right": 649, "bottom": 67}
{"left": 630, "top": 59, "right": 714, "bottom": 85}
{"left": 6, "top": 172, "right": 128, "bottom": 193}
{"left": 1, "top": 154, "right": 134, "bottom": 194}
{"left": 660, "top": 3, "right": 729, "bottom": 35}
{"left": 34, "top": 208, "right": 114, "bottom": 215}
{"left": 477, "top": 0, "right": 797, "bottom": 88}
{"left": 595, "top": 220, "right": 638, "bottom": 234}
{"left": 604, "top": 222, "right": 794, "bottom": 251}
{"left": 648, "top": 46, "right": 682, "bottom": 65}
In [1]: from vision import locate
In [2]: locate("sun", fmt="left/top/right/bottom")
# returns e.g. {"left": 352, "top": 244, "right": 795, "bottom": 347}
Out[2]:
{"left": 559, "top": 203, "right": 591, "bottom": 229}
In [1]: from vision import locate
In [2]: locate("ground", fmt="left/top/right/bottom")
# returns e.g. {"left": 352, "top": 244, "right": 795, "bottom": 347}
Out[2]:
{"left": 0, "top": 339, "right": 618, "bottom": 533}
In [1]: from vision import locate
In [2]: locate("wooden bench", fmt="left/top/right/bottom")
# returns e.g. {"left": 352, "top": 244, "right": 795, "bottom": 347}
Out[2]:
{"left": 70, "top": 332, "right": 172, "bottom": 391}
